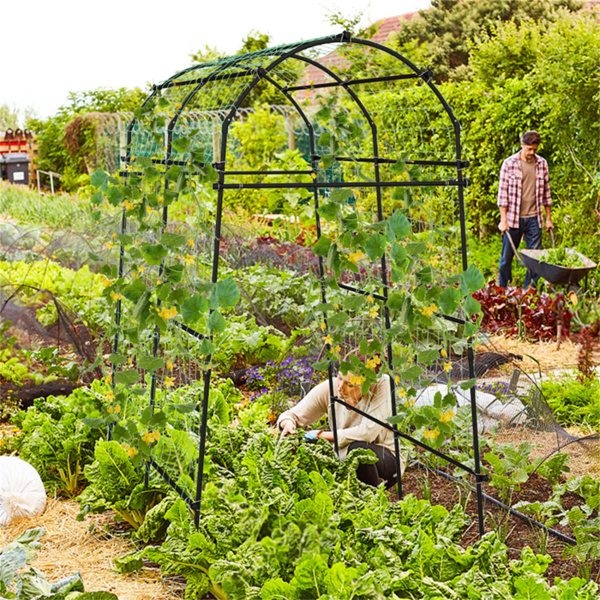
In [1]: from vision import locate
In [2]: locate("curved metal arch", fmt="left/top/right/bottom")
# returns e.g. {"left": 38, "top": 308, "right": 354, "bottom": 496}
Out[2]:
{"left": 122, "top": 32, "right": 484, "bottom": 535}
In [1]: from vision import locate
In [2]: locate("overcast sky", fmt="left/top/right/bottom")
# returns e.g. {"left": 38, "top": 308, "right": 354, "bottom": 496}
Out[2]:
{"left": 2, "top": 0, "right": 431, "bottom": 123}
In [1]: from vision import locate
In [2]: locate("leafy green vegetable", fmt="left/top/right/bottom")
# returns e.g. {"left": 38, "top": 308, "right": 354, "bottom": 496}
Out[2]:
{"left": 544, "top": 246, "right": 587, "bottom": 268}
{"left": 77, "top": 441, "right": 166, "bottom": 529}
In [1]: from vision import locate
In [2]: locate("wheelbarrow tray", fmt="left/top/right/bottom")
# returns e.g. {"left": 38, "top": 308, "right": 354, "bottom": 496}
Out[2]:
{"left": 520, "top": 248, "right": 597, "bottom": 285}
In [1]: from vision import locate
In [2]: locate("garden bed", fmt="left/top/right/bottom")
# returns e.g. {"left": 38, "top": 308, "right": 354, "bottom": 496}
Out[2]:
{"left": 397, "top": 464, "right": 600, "bottom": 583}
{"left": 0, "top": 498, "right": 185, "bottom": 600}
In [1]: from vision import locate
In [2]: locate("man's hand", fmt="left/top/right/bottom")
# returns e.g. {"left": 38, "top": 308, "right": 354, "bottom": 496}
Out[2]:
{"left": 280, "top": 420, "right": 296, "bottom": 437}
{"left": 498, "top": 219, "right": 509, "bottom": 234}
{"left": 545, "top": 216, "right": 553, "bottom": 231}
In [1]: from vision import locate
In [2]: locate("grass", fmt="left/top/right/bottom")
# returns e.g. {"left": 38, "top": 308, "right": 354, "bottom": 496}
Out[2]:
{"left": 0, "top": 182, "right": 92, "bottom": 231}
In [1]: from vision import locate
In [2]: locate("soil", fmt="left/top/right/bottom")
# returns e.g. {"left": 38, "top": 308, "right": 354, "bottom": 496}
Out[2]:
{"left": 393, "top": 462, "right": 600, "bottom": 584}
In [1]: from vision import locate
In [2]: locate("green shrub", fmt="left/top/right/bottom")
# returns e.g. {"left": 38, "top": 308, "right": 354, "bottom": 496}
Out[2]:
{"left": 539, "top": 372, "right": 600, "bottom": 428}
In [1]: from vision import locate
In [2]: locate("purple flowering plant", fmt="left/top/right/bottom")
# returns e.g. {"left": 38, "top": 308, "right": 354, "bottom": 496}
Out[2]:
{"left": 246, "top": 354, "right": 321, "bottom": 400}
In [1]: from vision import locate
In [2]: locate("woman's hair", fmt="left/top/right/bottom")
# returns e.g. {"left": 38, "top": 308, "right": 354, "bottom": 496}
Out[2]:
{"left": 521, "top": 130, "right": 541, "bottom": 145}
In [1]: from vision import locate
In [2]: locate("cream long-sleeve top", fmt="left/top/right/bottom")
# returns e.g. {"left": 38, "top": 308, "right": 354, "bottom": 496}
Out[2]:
{"left": 276, "top": 374, "right": 396, "bottom": 459}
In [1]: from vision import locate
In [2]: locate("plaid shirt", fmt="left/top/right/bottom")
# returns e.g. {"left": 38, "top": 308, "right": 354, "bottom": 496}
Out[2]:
{"left": 497, "top": 152, "right": 551, "bottom": 228}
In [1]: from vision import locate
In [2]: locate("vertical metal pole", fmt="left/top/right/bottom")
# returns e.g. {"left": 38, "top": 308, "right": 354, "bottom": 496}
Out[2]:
{"left": 194, "top": 112, "right": 230, "bottom": 526}
{"left": 369, "top": 116, "right": 403, "bottom": 499}
{"left": 454, "top": 125, "right": 485, "bottom": 538}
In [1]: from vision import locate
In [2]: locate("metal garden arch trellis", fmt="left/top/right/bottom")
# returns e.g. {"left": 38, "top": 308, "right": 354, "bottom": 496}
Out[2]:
{"left": 109, "top": 31, "right": 487, "bottom": 532}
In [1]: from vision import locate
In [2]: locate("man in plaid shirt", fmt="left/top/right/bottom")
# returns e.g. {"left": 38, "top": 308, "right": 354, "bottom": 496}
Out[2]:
{"left": 498, "top": 130, "right": 553, "bottom": 288}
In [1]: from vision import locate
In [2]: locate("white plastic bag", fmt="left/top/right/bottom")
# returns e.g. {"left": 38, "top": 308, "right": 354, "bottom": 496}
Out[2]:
{"left": 0, "top": 456, "right": 47, "bottom": 526}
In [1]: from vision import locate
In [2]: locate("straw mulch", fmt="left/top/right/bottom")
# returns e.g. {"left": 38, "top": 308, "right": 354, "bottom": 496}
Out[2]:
{"left": 492, "top": 426, "right": 600, "bottom": 480}
{"left": 481, "top": 334, "right": 581, "bottom": 374}
{"left": 0, "top": 498, "right": 185, "bottom": 600}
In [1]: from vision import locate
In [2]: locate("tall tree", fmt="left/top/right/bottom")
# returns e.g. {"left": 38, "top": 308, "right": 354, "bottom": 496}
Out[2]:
{"left": 393, "top": 0, "right": 582, "bottom": 81}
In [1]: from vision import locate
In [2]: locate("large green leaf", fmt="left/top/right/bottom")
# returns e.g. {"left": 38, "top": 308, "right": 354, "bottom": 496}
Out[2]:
{"left": 387, "top": 210, "right": 411, "bottom": 240}
{"left": 439, "top": 287, "right": 461, "bottom": 314}
{"left": 365, "top": 233, "right": 386, "bottom": 261}
{"left": 114, "top": 369, "right": 140, "bottom": 386}
{"left": 138, "top": 356, "right": 165, "bottom": 372}
{"left": 312, "top": 236, "right": 332, "bottom": 256}
{"left": 212, "top": 276, "right": 240, "bottom": 308}
{"left": 140, "top": 243, "right": 167, "bottom": 266}
{"left": 181, "top": 294, "right": 208, "bottom": 324}
{"left": 207, "top": 310, "right": 227, "bottom": 334}
{"left": 160, "top": 232, "right": 187, "bottom": 249}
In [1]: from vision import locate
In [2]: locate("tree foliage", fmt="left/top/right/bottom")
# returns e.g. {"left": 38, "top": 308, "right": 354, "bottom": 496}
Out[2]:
{"left": 393, "top": 0, "right": 582, "bottom": 81}
{"left": 0, "top": 104, "right": 20, "bottom": 131}
{"left": 27, "top": 87, "right": 146, "bottom": 192}
{"left": 443, "top": 10, "right": 599, "bottom": 258}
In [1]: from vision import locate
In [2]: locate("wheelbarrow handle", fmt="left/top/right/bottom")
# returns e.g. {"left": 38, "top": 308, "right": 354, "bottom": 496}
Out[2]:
{"left": 549, "top": 227, "right": 556, "bottom": 248}
{"left": 503, "top": 231, "right": 526, "bottom": 268}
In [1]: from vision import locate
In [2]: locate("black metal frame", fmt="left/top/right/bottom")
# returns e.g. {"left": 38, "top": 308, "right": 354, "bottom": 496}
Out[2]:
{"left": 113, "top": 32, "right": 487, "bottom": 533}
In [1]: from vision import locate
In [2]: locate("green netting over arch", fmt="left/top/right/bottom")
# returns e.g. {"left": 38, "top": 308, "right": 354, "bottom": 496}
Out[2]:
{"left": 106, "top": 31, "right": 485, "bottom": 530}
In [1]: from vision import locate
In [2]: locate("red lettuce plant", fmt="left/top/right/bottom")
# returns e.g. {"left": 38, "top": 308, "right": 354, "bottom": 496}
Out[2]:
{"left": 473, "top": 282, "right": 572, "bottom": 340}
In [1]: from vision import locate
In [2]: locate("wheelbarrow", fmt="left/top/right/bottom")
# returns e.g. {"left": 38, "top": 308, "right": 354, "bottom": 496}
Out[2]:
{"left": 505, "top": 229, "right": 597, "bottom": 287}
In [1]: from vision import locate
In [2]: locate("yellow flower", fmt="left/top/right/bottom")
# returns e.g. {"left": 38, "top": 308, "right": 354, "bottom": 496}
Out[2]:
{"left": 396, "top": 386, "right": 406, "bottom": 398}
{"left": 187, "top": 238, "right": 195, "bottom": 248}
{"left": 142, "top": 430, "right": 160, "bottom": 445}
{"left": 348, "top": 373, "right": 366, "bottom": 386}
{"left": 441, "top": 348, "right": 447, "bottom": 358}
{"left": 323, "top": 334, "right": 333, "bottom": 345}
{"left": 348, "top": 250, "right": 365, "bottom": 264}
{"left": 369, "top": 307, "right": 379, "bottom": 318}
{"left": 185, "top": 253, "right": 195, "bottom": 266}
{"left": 366, "top": 355, "right": 381, "bottom": 370}
{"left": 440, "top": 410, "right": 454, "bottom": 424}
{"left": 158, "top": 305, "right": 178, "bottom": 320}
{"left": 423, "top": 428, "right": 440, "bottom": 440}
{"left": 320, "top": 322, "right": 326, "bottom": 331}
{"left": 367, "top": 295, "right": 374, "bottom": 304}
{"left": 122, "top": 444, "right": 139, "bottom": 458}
{"left": 166, "top": 359, "right": 174, "bottom": 370}
{"left": 443, "top": 362, "right": 453, "bottom": 373}
{"left": 105, "top": 390, "right": 115, "bottom": 402}
{"left": 110, "top": 292, "right": 123, "bottom": 301}
{"left": 164, "top": 376, "right": 175, "bottom": 388}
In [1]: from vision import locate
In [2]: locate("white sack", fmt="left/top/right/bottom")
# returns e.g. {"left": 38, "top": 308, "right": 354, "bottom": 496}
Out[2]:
{"left": 0, "top": 456, "right": 47, "bottom": 526}
{"left": 412, "top": 384, "right": 527, "bottom": 433}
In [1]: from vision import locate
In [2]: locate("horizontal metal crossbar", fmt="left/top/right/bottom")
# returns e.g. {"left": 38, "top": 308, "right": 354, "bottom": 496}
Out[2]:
{"left": 120, "top": 156, "right": 468, "bottom": 171}
{"left": 172, "top": 319, "right": 207, "bottom": 341}
{"left": 337, "top": 282, "right": 386, "bottom": 302}
{"left": 214, "top": 179, "right": 466, "bottom": 190}
{"left": 284, "top": 71, "right": 422, "bottom": 92}
{"left": 333, "top": 155, "right": 468, "bottom": 169}
{"left": 219, "top": 169, "right": 314, "bottom": 176}
{"left": 158, "top": 68, "right": 257, "bottom": 90}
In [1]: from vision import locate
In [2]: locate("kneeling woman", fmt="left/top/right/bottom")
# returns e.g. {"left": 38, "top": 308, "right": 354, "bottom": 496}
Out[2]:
{"left": 276, "top": 364, "right": 404, "bottom": 487}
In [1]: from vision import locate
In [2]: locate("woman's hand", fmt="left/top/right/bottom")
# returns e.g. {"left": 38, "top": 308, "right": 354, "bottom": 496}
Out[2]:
{"left": 280, "top": 420, "right": 296, "bottom": 437}
{"left": 317, "top": 430, "right": 334, "bottom": 442}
